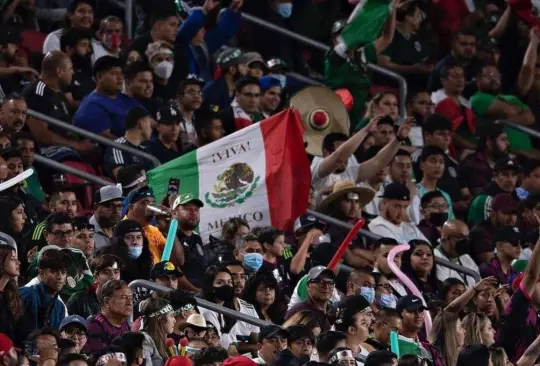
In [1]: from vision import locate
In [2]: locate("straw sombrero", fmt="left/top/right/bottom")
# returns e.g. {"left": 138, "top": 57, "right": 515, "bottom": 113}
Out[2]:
{"left": 289, "top": 86, "right": 349, "bottom": 157}
{"left": 317, "top": 180, "right": 376, "bottom": 214}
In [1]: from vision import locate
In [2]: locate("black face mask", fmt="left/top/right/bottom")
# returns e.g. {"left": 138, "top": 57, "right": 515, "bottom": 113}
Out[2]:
{"left": 213, "top": 285, "right": 234, "bottom": 302}
{"left": 454, "top": 238, "right": 471, "bottom": 256}
{"left": 428, "top": 212, "right": 448, "bottom": 227}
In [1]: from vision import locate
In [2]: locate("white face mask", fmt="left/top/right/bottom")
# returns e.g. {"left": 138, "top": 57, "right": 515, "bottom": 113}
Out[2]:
{"left": 154, "top": 61, "right": 174, "bottom": 79}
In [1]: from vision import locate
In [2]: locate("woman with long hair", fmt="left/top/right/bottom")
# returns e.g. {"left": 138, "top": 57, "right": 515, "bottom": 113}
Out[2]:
{"left": 99, "top": 220, "right": 153, "bottom": 284}
{"left": 139, "top": 298, "right": 176, "bottom": 366}
{"left": 439, "top": 278, "right": 466, "bottom": 305}
{"left": 198, "top": 266, "right": 238, "bottom": 349}
{"left": 489, "top": 346, "right": 511, "bottom": 366}
{"left": 358, "top": 92, "right": 400, "bottom": 130}
{"left": 462, "top": 312, "right": 496, "bottom": 346}
{"left": 401, "top": 240, "right": 440, "bottom": 297}
{"left": 0, "top": 244, "right": 30, "bottom": 345}
{"left": 282, "top": 310, "right": 322, "bottom": 337}
{"left": 428, "top": 312, "right": 465, "bottom": 366}
{"left": 0, "top": 196, "right": 27, "bottom": 271}
{"left": 243, "top": 271, "right": 282, "bottom": 324}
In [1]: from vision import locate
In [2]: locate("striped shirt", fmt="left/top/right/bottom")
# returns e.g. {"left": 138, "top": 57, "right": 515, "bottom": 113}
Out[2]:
{"left": 103, "top": 137, "right": 152, "bottom": 177}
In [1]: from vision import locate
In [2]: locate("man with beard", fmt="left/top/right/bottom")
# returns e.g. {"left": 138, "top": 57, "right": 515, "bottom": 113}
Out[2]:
{"left": 435, "top": 220, "right": 479, "bottom": 287}
{"left": 124, "top": 62, "right": 157, "bottom": 117}
{"left": 30, "top": 186, "right": 79, "bottom": 252}
{"left": 90, "top": 185, "right": 124, "bottom": 252}
{"left": 259, "top": 76, "right": 281, "bottom": 118}
{"left": 226, "top": 261, "right": 260, "bottom": 355}
{"left": 172, "top": 193, "right": 205, "bottom": 290}
{"left": 460, "top": 125, "right": 509, "bottom": 196}
{"left": 470, "top": 193, "right": 519, "bottom": 264}
{"left": 203, "top": 48, "right": 248, "bottom": 110}
{"left": 429, "top": 29, "right": 480, "bottom": 98}
{"left": 22, "top": 51, "right": 95, "bottom": 158}
{"left": 0, "top": 27, "right": 39, "bottom": 95}
{"left": 60, "top": 27, "right": 95, "bottom": 109}
{"left": 470, "top": 64, "right": 536, "bottom": 154}
{"left": 0, "top": 93, "right": 26, "bottom": 136}
{"left": 124, "top": 187, "right": 187, "bottom": 272}
{"left": 468, "top": 159, "right": 520, "bottom": 226}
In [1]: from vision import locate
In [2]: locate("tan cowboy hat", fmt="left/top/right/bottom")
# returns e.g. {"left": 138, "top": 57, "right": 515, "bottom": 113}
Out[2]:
{"left": 317, "top": 180, "right": 376, "bottom": 214}
{"left": 289, "top": 86, "right": 350, "bottom": 157}
{"left": 178, "top": 313, "right": 208, "bottom": 331}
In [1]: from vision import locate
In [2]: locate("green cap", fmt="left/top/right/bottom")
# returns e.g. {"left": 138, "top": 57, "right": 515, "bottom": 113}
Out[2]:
{"left": 172, "top": 193, "right": 204, "bottom": 210}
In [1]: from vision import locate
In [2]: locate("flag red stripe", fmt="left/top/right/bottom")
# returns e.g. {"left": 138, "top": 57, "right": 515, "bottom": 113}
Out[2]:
{"left": 260, "top": 109, "right": 311, "bottom": 231}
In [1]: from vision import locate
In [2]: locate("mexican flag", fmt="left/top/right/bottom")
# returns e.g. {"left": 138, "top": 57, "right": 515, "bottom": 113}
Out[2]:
{"left": 148, "top": 109, "right": 311, "bottom": 243}
{"left": 338, "top": 0, "right": 392, "bottom": 51}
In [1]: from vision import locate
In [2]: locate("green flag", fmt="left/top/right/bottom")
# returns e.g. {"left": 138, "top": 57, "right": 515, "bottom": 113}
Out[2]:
{"left": 338, "top": 0, "right": 392, "bottom": 50}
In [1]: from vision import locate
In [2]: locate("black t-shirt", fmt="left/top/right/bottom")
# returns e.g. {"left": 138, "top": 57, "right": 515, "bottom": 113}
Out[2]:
{"left": 177, "top": 230, "right": 206, "bottom": 289}
{"left": 66, "top": 67, "right": 96, "bottom": 103}
{"left": 21, "top": 80, "right": 72, "bottom": 140}
{"left": 261, "top": 258, "right": 292, "bottom": 296}
{"left": 104, "top": 137, "right": 153, "bottom": 177}
{"left": 144, "top": 137, "right": 181, "bottom": 164}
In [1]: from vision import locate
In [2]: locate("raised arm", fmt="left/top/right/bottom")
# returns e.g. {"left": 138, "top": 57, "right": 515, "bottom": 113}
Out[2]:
{"left": 356, "top": 117, "right": 413, "bottom": 183}
{"left": 517, "top": 28, "right": 540, "bottom": 97}
{"left": 444, "top": 276, "right": 497, "bottom": 313}
{"left": 521, "top": 227, "right": 540, "bottom": 296}
{"left": 373, "top": 1, "right": 398, "bottom": 54}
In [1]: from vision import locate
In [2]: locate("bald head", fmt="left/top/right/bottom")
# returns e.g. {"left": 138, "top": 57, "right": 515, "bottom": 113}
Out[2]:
{"left": 441, "top": 220, "right": 469, "bottom": 237}
{"left": 441, "top": 220, "right": 470, "bottom": 258}
{"left": 41, "top": 51, "right": 73, "bottom": 87}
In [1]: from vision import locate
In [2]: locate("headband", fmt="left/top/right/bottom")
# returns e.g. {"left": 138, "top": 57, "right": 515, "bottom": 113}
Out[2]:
{"left": 173, "top": 303, "right": 195, "bottom": 315}
{"left": 329, "top": 349, "right": 354, "bottom": 364}
{"left": 96, "top": 353, "right": 127, "bottom": 366}
{"left": 148, "top": 304, "right": 173, "bottom": 318}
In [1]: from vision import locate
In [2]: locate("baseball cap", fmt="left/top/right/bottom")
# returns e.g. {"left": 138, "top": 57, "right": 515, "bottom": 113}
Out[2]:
{"left": 293, "top": 214, "right": 325, "bottom": 234}
{"left": 396, "top": 295, "right": 427, "bottom": 313}
{"left": 245, "top": 52, "right": 266, "bottom": 68}
{"left": 0, "top": 333, "right": 13, "bottom": 357}
{"left": 260, "top": 76, "right": 281, "bottom": 93}
{"left": 157, "top": 105, "right": 181, "bottom": 125}
{"left": 258, "top": 324, "right": 289, "bottom": 343}
{"left": 223, "top": 356, "right": 257, "bottom": 366}
{"left": 266, "top": 58, "right": 289, "bottom": 71}
{"left": 178, "top": 74, "right": 205, "bottom": 94}
{"left": 494, "top": 226, "right": 521, "bottom": 246}
{"left": 491, "top": 193, "right": 519, "bottom": 213}
{"left": 127, "top": 186, "right": 154, "bottom": 204}
{"left": 217, "top": 48, "right": 248, "bottom": 69}
{"left": 379, "top": 182, "right": 411, "bottom": 201}
{"left": 59, "top": 315, "right": 88, "bottom": 333}
{"left": 0, "top": 27, "right": 20, "bottom": 45}
{"left": 494, "top": 158, "right": 520, "bottom": 173}
{"left": 94, "top": 185, "right": 125, "bottom": 204}
{"left": 114, "top": 219, "right": 143, "bottom": 237}
{"left": 306, "top": 266, "right": 336, "bottom": 282}
{"left": 172, "top": 193, "right": 204, "bottom": 210}
{"left": 67, "top": 0, "right": 94, "bottom": 12}
{"left": 151, "top": 261, "right": 184, "bottom": 279}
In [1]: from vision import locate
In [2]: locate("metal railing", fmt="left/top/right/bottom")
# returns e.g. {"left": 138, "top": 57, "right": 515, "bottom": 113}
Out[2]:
{"left": 34, "top": 154, "right": 112, "bottom": 187}
{"left": 240, "top": 12, "right": 408, "bottom": 117}
{"left": 27, "top": 109, "right": 161, "bottom": 168}
{"left": 108, "top": 0, "right": 133, "bottom": 38}
{"left": 128, "top": 280, "right": 269, "bottom": 328}
{"left": 497, "top": 119, "right": 540, "bottom": 141}
{"left": 0, "top": 232, "right": 16, "bottom": 250}
{"left": 306, "top": 209, "right": 482, "bottom": 282}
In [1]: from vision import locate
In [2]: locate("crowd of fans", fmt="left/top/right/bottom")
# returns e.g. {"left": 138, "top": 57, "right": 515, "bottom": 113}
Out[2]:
{"left": 2, "top": 0, "right": 540, "bottom": 365}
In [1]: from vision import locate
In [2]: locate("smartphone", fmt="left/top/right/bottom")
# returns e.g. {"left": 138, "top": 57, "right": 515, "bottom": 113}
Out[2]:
{"left": 23, "top": 341, "right": 38, "bottom": 358}
{"left": 167, "top": 178, "right": 180, "bottom": 195}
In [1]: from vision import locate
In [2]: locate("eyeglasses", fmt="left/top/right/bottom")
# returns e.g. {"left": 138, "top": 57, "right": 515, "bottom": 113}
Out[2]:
{"left": 376, "top": 283, "right": 392, "bottom": 291}
{"left": 184, "top": 90, "right": 202, "bottom": 97}
{"left": 64, "top": 329, "right": 87, "bottom": 338}
{"left": 51, "top": 230, "right": 74, "bottom": 238}
{"left": 426, "top": 203, "right": 448, "bottom": 210}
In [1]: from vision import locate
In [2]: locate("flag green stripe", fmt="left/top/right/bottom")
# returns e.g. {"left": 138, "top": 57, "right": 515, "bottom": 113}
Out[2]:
{"left": 340, "top": 0, "right": 391, "bottom": 49}
{"left": 147, "top": 149, "right": 200, "bottom": 203}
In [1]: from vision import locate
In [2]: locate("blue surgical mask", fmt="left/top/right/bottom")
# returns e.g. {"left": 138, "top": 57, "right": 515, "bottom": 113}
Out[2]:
{"left": 378, "top": 293, "right": 397, "bottom": 308}
{"left": 273, "top": 74, "right": 287, "bottom": 88}
{"left": 361, "top": 287, "right": 375, "bottom": 304}
{"left": 128, "top": 246, "right": 143, "bottom": 259}
{"left": 277, "top": 3, "right": 293, "bottom": 18}
{"left": 243, "top": 252, "right": 263, "bottom": 272}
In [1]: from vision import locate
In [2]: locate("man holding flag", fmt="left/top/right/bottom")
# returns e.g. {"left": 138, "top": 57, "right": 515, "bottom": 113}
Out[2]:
{"left": 325, "top": 0, "right": 400, "bottom": 127}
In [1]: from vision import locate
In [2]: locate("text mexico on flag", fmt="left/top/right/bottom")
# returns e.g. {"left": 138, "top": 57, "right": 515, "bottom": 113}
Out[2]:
{"left": 148, "top": 109, "right": 312, "bottom": 243}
